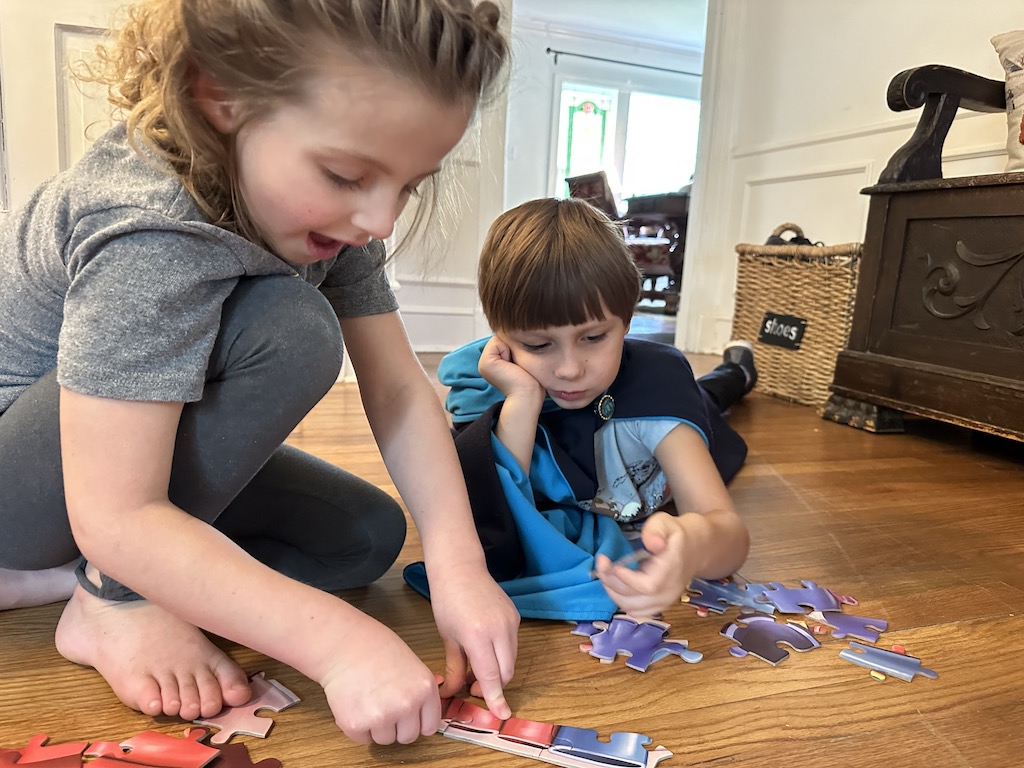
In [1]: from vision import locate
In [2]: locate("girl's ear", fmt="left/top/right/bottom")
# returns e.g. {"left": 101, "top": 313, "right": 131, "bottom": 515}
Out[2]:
{"left": 193, "top": 70, "right": 240, "bottom": 134}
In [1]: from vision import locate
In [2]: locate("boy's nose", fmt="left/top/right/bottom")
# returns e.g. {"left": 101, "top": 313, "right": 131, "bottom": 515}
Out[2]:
{"left": 555, "top": 354, "right": 584, "bottom": 380}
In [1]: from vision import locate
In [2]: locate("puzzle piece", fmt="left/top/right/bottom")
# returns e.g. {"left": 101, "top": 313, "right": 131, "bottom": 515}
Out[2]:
{"left": 441, "top": 697, "right": 505, "bottom": 734}
{"left": 758, "top": 581, "right": 841, "bottom": 614}
{"left": 569, "top": 620, "right": 608, "bottom": 637}
{"left": 496, "top": 719, "right": 559, "bottom": 749}
{"left": 585, "top": 615, "right": 702, "bottom": 671}
{"left": 807, "top": 610, "right": 888, "bottom": 643}
{"left": 5, "top": 734, "right": 88, "bottom": 767}
{"left": 84, "top": 728, "right": 218, "bottom": 768}
{"left": 549, "top": 727, "right": 653, "bottom": 767}
{"left": 686, "top": 578, "right": 775, "bottom": 615}
{"left": 438, "top": 700, "right": 674, "bottom": 768}
{"left": 193, "top": 673, "right": 299, "bottom": 745}
{"left": 839, "top": 641, "right": 938, "bottom": 682}
{"left": 721, "top": 614, "right": 820, "bottom": 665}
{"left": 210, "top": 743, "right": 283, "bottom": 768}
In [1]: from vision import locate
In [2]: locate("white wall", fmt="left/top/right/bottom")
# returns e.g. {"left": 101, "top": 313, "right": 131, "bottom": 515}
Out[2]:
{"left": 680, "top": 0, "right": 1021, "bottom": 353}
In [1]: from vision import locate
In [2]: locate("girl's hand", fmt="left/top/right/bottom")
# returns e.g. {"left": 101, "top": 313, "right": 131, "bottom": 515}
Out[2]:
{"left": 593, "top": 512, "right": 691, "bottom": 618}
{"left": 478, "top": 336, "right": 544, "bottom": 402}
{"left": 430, "top": 562, "right": 520, "bottom": 720}
{"left": 320, "top": 617, "right": 443, "bottom": 745}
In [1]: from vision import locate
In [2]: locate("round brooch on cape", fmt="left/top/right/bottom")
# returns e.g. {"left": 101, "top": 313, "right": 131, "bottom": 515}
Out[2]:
{"left": 594, "top": 393, "right": 615, "bottom": 421}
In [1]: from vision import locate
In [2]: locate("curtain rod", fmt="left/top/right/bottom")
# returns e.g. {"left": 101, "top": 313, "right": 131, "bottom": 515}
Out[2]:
{"left": 545, "top": 47, "right": 700, "bottom": 77}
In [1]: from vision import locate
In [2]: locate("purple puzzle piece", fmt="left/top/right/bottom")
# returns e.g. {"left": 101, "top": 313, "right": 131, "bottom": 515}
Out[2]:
{"left": 587, "top": 616, "right": 702, "bottom": 671}
{"left": 687, "top": 578, "right": 775, "bottom": 614}
{"left": 808, "top": 610, "right": 888, "bottom": 643}
{"left": 549, "top": 726, "right": 651, "bottom": 768}
{"left": 570, "top": 620, "right": 608, "bottom": 637}
{"left": 721, "top": 614, "right": 820, "bottom": 665}
{"left": 759, "top": 581, "right": 841, "bottom": 614}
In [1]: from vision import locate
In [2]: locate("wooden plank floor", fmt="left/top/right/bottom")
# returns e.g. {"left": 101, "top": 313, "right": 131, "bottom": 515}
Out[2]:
{"left": 3, "top": 354, "right": 1024, "bottom": 767}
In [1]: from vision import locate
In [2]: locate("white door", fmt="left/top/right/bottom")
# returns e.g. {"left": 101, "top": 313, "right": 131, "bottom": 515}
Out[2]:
{"left": 0, "top": 0, "right": 124, "bottom": 223}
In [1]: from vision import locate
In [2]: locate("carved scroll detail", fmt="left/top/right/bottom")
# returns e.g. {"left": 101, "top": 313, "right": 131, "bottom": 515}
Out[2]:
{"left": 922, "top": 240, "right": 1024, "bottom": 335}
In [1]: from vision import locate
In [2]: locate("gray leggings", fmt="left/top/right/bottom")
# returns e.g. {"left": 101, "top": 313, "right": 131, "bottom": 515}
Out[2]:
{"left": 0, "top": 276, "right": 406, "bottom": 601}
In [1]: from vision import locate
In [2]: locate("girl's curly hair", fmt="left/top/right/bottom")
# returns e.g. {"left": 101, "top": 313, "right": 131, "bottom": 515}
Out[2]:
{"left": 83, "top": 0, "right": 508, "bottom": 247}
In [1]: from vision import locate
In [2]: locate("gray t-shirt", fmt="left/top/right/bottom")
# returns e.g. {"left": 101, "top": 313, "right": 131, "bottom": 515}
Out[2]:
{"left": 0, "top": 124, "right": 397, "bottom": 413}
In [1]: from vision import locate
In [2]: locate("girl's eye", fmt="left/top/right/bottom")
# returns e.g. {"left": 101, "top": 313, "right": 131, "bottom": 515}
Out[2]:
{"left": 323, "top": 168, "right": 361, "bottom": 189}
{"left": 402, "top": 182, "right": 422, "bottom": 198}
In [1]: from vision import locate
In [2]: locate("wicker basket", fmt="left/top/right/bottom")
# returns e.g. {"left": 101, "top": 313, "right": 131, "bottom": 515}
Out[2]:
{"left": 731, "top": 223, "right": 861, "bottom": 407}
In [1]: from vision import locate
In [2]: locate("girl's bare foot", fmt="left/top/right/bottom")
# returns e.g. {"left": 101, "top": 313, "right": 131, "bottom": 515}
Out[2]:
{"left": 0, "top": 562, "right": 78, "bottom": 610}
{"left": 54, "top": 584, "right": 252, "bottom": 720}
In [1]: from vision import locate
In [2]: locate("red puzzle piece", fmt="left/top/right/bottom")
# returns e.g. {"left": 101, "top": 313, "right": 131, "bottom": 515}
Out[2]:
{"left": 440, "top": 698, "right": 504, "bottom": 734}
{"left": 84, "top": 728, "right": 218, "bottom": 768}
{"left": 211, "top": 743, "right": 283, "bottom": 768}
{"left": 7, "top": 734, "right": 87, "bottom": 767}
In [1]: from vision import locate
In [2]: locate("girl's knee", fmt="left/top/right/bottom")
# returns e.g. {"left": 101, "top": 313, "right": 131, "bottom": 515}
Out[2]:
{"left": 215, "top": 277, "right": 343, "bottom": 392}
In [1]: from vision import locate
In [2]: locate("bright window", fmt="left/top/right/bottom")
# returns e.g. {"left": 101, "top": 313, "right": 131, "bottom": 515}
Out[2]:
{"left": 620, "top": 92, "right": 700, "bottom": 199}
{"left": 554, "top": 84, "right": 618, "bottom": 197}
{"left": 553, "top": 83, "right": 699, "bottom": 205}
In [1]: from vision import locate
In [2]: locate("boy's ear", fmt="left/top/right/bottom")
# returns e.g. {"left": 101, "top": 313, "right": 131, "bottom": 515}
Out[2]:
{"left": 192, "top": 69, "right": 240, "bottom": 134}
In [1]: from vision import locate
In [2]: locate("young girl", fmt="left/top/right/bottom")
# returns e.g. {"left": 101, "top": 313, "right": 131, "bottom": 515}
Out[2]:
{"left": 0, "top": 0, "right": 518, "bottom": 746}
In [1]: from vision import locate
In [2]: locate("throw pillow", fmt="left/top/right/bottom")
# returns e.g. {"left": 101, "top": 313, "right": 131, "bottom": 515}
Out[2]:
{"left": 991, "top": 30, "right": 1024, "bottom": 172}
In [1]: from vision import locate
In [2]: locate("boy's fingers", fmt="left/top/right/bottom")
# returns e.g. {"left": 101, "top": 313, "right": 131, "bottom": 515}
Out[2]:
{"left": 472, "top": 659, "right": 511, "bottom": 720}
{"left": 438, "top": 641, "right": 468, "bottom": 698}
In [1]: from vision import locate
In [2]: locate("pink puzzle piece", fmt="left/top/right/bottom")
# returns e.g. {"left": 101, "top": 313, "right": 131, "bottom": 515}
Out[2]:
{"left": 84, "top": 728, "right": 218, "bottom": 768}
{"left": 193, "top": 674, "right": 300, "bottom": 745}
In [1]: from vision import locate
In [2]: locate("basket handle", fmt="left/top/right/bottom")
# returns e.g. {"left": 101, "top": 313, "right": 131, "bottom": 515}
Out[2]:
{"left": 770, "top": 222, "right": 805, "bottom": 239}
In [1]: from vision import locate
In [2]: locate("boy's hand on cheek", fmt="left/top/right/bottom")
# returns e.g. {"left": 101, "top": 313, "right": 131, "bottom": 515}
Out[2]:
{"left": 479, "top": 336, "right": 544, "bottom": 402}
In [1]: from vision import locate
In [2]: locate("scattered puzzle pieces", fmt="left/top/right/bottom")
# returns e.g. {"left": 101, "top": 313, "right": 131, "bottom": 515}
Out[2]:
{"left": 839, "top": 641, "right": 938, "bottom": 682}
{"left": 1, "top": 728, "right": 290, "bottom": 768}
{"left": 574, "top": 615, "right": 702, "bottom": 671}
{"left": 193, "top": 673, "right": 300, "bottom": 745}
{"left": 721, "top": 614, "right": 820, "bottom": 665}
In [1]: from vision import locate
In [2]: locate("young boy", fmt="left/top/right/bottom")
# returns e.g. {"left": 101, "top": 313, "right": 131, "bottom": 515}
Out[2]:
{"left": 405, "top": 197, "right": 755, "bottom": 621}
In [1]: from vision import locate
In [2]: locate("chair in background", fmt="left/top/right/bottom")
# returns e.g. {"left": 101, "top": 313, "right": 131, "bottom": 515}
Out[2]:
{"left": 565, "top": 171, "right": 686, "bottom": 314}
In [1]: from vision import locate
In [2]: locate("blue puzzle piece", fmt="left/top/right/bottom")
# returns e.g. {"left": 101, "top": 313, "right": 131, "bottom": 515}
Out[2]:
{"left": 687, "top": 578, "right": 775, "bottom": 614}
{"left": 808, "top": 610, "right": 888, "bottom": 643}
{"left": 721, "top": 614, "right": 820, "bottom": 665}
{"left": 587, "top": 616, "right": 702, "bottom": 671}
{"left": 839, "top": 641, "right": 938, "bottom": 681}
{"left": 550, "top": 726, "right": 651, "bottom": 767}
{"left": 571, "top": 620, "right": 608, "bottom": 637}
{"left": 759, "top": 581, "right": 841, "bottom": 614}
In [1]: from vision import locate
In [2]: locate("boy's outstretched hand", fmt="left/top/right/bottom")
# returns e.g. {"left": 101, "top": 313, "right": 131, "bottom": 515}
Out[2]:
{"left": 430, "top": 560, "right": 519, "bottom": 720}
{"left": 593, "top": 512, "right": 694, "bottom": 618}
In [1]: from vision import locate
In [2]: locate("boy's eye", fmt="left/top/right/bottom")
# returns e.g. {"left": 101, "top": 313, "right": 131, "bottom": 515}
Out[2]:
{"left": 585, "top": 333, "right": 608, "bottom": 343}
{"left": 521, "top": 342, "right": 549, "bottom": 352}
